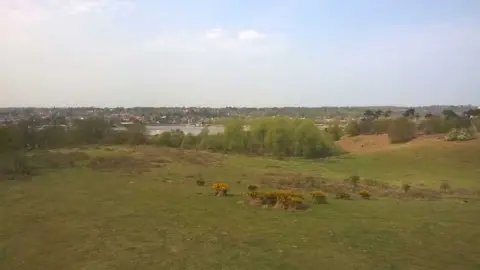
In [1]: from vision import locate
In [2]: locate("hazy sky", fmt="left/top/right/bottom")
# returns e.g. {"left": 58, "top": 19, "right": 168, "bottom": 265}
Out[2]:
{"left": 1, "top": 0, "right": 480, "bottom": 107}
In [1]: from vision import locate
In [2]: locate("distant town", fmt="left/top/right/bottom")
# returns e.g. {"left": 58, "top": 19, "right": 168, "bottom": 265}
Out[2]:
{"left": 0, "top": 106, "right": 478, "bottom": 128}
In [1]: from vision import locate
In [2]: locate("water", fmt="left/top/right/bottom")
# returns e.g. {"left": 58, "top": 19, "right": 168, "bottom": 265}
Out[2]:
{"left": 146, "top": 125, "right": 224, "bottom": 136}
{"left": 114, "top": 125, "right": 224, "bottom": 136}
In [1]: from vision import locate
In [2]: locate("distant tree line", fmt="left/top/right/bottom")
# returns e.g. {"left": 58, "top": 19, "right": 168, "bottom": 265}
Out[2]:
{"left": 344, "top": 108, "right": 480, "bottom": 143}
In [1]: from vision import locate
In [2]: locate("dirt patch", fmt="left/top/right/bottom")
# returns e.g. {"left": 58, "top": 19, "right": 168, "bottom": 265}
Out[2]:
{"left": 336, "top": 134, "right": 479, "bottom": 154}
{"left": 87, "top": 156, "right": 152, "bottom": 174}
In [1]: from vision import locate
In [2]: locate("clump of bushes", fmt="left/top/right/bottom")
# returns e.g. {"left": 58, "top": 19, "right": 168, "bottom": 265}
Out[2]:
{"left": 248, "top": 190, "right": 307, "bottom": 210}
{"left": 444, "top": 126, "right": 477, "bottom": 141}
{"left": 359, "top": 190, "right": 371, "bottom": 199}
{"left": 212, "top": 182, "right": 229, "bottom": 196}
{"left": 387, "top": 117, "right": 416, "bottom": 143}
{"left": 310, "top": 190, "right": 327, "bottom": 204}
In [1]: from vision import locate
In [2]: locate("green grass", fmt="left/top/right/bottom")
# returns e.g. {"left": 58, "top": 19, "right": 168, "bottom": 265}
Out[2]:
{"left": 1, "top": 145, "right": 480, "bottom": 270}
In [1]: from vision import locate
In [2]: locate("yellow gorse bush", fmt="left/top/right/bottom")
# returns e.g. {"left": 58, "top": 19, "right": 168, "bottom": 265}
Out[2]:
{"left": 255, "top": 190, "right": 304, "bottom": 208}
{"left": 359, "top": 189, "right": 371, "bottom": 199}
{"left": 212, "top": 182, "right": 229, "bottom": 195}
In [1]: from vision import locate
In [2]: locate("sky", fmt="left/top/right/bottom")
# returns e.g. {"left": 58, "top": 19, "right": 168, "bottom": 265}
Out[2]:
{"left": 1, "top": 0, "right": 480, "bottom": 107}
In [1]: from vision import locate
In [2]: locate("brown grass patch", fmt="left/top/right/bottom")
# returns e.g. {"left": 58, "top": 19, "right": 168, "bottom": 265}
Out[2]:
{"left": 135, "top": 146, "right": 224, "bottom": 166}
{"left": 257, "top": 171, "right": 321, "bottom": 190}
{"left": 87, "top": 156, "right": 152, "bottom": 174}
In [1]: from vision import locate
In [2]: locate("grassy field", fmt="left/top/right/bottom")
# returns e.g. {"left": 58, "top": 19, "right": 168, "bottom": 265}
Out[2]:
{"left": 1, "top": 139, "right": 480, "bottom": 270}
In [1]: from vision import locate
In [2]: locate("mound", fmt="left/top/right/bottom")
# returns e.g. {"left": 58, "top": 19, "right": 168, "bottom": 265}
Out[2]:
{"left": 337, "top": 134, "right": 477, "bottom": 154}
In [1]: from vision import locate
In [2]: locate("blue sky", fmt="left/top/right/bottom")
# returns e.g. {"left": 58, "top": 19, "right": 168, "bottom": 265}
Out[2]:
{"left": 1, "top": 0, "right": 479, "bottom": 107}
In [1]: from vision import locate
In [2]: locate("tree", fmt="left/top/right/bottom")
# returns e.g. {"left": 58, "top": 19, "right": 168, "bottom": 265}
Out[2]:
{"left": 442, "top": 109, "right": 458, "bottom": 120}
{"left": 383, "top": 110, "right": 392, "bottom": 118}
{"left": 223, "top": 119, "right": 247, "bottom": 152}
{"left": 180, "top": 133, "right": 197, "bottom": 149}
{"left": 464, "top": 108, "right": 480, "bottom": 118}
{"left": 363, "top": 110, "right": 375, "bottom": 119}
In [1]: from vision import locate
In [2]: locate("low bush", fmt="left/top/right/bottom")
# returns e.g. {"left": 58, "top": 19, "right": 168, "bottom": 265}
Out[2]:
{"left": 444, "top": 126, "right": 477, "bottom": 141}
{"left": 359, "top": 190, "right": 371, "bottom": 199}
{"left": 335, "top": 191, "right": 351, "bottom": 200}
{"left": 196, "top": 178, "right": 205, "bottom": 186}
{"left": 212, "top": 182, "right": 229, "bottom": 196}
{"left": 310, "top": 190, "right": 327, "bottom": 204}
{"left": 250, "top": 190, "right": 307, "bottom": 210}
{"left": 440, "top": 181, "right": 451, "bottom": 193}
{"left": 402, "top": 183, "right": 412, "bottom": 193}
{"left": 247, "top": 184, "right": 259, "bottom": 192}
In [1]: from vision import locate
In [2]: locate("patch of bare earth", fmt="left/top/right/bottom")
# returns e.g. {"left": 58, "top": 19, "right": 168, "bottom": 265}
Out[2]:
{"left": 336, "top": 134, "right": 479, "bottom": 154}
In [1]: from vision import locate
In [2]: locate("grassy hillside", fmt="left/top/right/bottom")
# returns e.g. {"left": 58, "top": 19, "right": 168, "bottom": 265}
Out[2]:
{"left": 1, "top": 144, "right": 479, "bottom": 270}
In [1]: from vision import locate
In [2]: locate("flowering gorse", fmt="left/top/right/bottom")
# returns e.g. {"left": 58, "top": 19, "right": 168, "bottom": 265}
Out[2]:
{"left": 212, "top": 182, "right": 229, "bottom": 196}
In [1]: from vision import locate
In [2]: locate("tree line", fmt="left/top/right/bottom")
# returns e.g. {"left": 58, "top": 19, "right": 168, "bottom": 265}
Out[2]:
{"left": 0, "top": 117, "right": 339, "bottom": 160}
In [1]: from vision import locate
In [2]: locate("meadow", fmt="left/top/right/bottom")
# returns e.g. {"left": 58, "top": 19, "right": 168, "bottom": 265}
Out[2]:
{"left": 1, "top": 136, "right": 480, "bottom": 270}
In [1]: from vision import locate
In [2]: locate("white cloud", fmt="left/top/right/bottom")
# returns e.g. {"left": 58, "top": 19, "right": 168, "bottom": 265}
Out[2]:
{"left": 204, "top": 28, "right": 223, "bottom": 39}
{"left": 146, "top": 28, "right": 282, "bottom": 55}
{"left": 237, "top": 29, "right": 267, "bottom": 41}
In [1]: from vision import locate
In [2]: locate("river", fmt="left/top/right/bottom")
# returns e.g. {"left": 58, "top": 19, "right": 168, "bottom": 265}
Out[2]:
{"left": 114, "top": 125, "right": 225, "bottom": 136}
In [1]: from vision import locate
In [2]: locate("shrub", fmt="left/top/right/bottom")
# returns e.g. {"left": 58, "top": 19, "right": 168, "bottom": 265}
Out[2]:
{"left": 347, "top": 175, "right": 360, "bottom": 188}
{"left": 359, "top": 190, "right": 371, "bottom": 199}
{"left": 440, "top": 181, "right": 451, "bottom": 192}
{"left": 358, "top": 119, "right": 375, "bottom": 135}
{"left": 335, "top": 191, "right": 351, "bottom": 200}
{"left": 212, "top": 182, "right": 229, "bottom": 196}
{"left": 310, "top": 190, "right": 327, "bottom": 204}
{"left": 196, "top": 178, "right": 205, "bottom": 186}
{"left": 256, "top": 190, "right": 306, "bottom": 210}
{"left": 419, "top": 116, "right": 455, "bottom": 134}
{"left": 326, "top": 122, "right": 343, "bottom": 141}
{"left": 247, "top": 184, "right": 259, "bottom": 192}
{"left": 444, "top": 126, "right": 477, "bottom": 141}
{"left": 372, "top": 119, "right": 392, "bottom": 134}
{"left": 402, "top": 183, "right": 411, "bottom": 193}
{"left": 387, "top": 117, "right": 416, "bottom": 143}
{"left": 344, "top": 120, "right": 361, "bottom": 136}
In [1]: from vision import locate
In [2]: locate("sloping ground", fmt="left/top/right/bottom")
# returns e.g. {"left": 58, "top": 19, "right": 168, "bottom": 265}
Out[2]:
{"left": 322, "top": 134, "right": 480, "bottom": 188}
{"left": 337, "top": 134, "right": 479, "bottom": 154}
{"left": 2, "top": 146, "right": 480, "bottom": 270}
